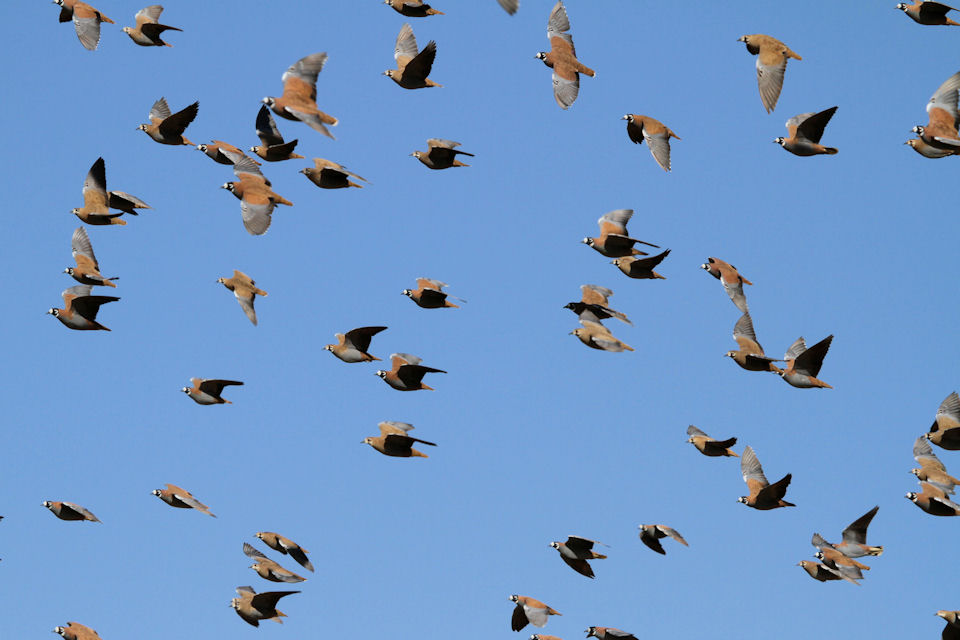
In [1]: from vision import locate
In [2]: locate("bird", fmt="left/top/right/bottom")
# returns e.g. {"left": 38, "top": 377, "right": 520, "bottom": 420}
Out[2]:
{"left": 638, "top": 524, "right": 688, "bottom": 555}
{"left": 53, "top": 622, "right": 102, "bottom": 640}
{"left": 582, "top": 209, "right": 658, "bottom": 258}
{"left": 137, "top": 97, "right": 198, "bottom": 145}
{"left": 181, "top": 378, "right": 243, "bottom": 405}
{"left": 122, "top": 5, "right": 181, "bottom": 46}
{"left": 906, "top": 481, "right": 960, "bottom": 516}
{"left": 912, "top": 71, "right": 960, "bottom": 150}
{"left": 324, "top": 326, "right": 388, "bottom": 362}
{"left": 725, "top": 313, "right": 781, "bottom": 373}
{"left": 686, "top": 425, "right": 738, "bottom": 457}
{"left": 737, "top": 446, "right": 795, "bottom": 510}
{"left": 936, "top": 611, "right": 960, "bottom": 640}
{"left": 498, "top": 0, "right": 519, "bottom": 13}
{"left": 196, "top": 141, "right": 258, "bottom": 165}
{"left": 375, "top": 353, "right": 446, "bottom": 391}
{"left": 47, "top": 285, "right": 119, "bottom": 331}
{"left": 905, "top": 136, "right": 959, "bottom": 158}
{"left": 152, "top": 483, "right": 216, "bottom": 517}
{"left": 363, "top": 422, "right": 437, "bottom": 458}
{"left": 536, "top": 1, "right": 594, "bottom": 109}
{"left": 810, "top": 552, "right": 863, "bottom": 585}
{"left": 217, "top": 270, "right": 268, "bottom": 326}
{"left": 251, "top": 105, "right": 304, "bottom": 162}
{"left": 564, "top": 284, "right": 632, "bottom": 325}
{"left": 65, "top": 227, "right": 117, "bottom": 288}
{"left": 221, "top": 156, "right": 293, "bottom": 236}
{"left": 231, "top": 586, "right": 298, "bottom": 627}
{"left": 254, "top": 532, "right": 314, "bottom": 572}
{"left": 622, "top": 115, "right": 681, "bottom": 172}
{"left": 509, "top": 595, "right": 561, "bottom": 631}
{"left": 384, "top": 23, "right": 441, "bottom": 89}
{"left": 811, "top": 544, "right": 871, "bottom": 572}
{"left": 701, "top": 257, "right": 751, "bottom": 313}
{"left": 796, "top": 560, "right": 845, "bottom": 583}
{"left": 384, "top": 0, "right": 444, "bottom": 16}
{"left": 549, "top": 535, "right": 607, "bottom": 578}
{"left": 811, "top": 506, "right": 883, "bottom": 558}
{"left": 570, "top": 320, "right": 634, "bottom": 352}
{"left": 896, "top": 1, "right": 960, "bottom": 25}
{"left": 736, "top": 34, "right": 802, "bottom": 113}
{"left": 611, "top": 249, "right": 671, "bottom": 279}
{"left": 927, "top": 391, "right": 960, "bottom": 450}
{"left": 912, "top": 436, "right": 959, "bottom": 493}
{"left": 300, "top": 158, "right": 368, "bottom": 188}
{"left": 71, "top": 157, "right": 150, "bottom": 226}
{"left": 411, "top": 139, "right": 473, "bottom": 169}
{"left": 42, "top": 501, "right": 101, "bottom": 522}
{"left": 530, "top": 637, "right": 562, "bottom": 640}
{"left": 242, "top": 543, "right": 307, "bottom": 583}
{"left": 779, "top": 335, "right": 834, "bottom": 389}
{"left": 585, "top": 627, "right": 638, "bottom": 640}
{"left": 263, "top": 53, "right": 338, "bottom": 138}
{"left": 775, "top": 107, "right": 839, "bottom": 156}
{"left": 402, "top": 277, "right": 463, "bottom": 308}
{"left": 53, "top": 0, "right": 114, "bottom": 51}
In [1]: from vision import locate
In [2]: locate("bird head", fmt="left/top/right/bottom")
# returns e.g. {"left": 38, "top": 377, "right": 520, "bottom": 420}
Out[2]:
{"left": 152, "top": 489, "right": 163, "bottom": 497}
{"left": 912, "top": 125, "right": 925, "bottom": 136}
{"left": 582, "top": 237, "right": 594, "bottom": 246}
{"left": 549, "top": 541, "right": 560, "bottom": 550}
{"left": 736, "top": 496, "right": 748, "bottom": 504}
{"left": 401, "top": 289, "right": 413, "bottom": 297}
{"left": 322, "top": 344, "right": 334, "bottom": 352}
{"left": 375, "top": 370, "right": 387, "bottom": 379}
{"left": 197, "top": 144, "right": 208, "bottom": 152}
{"left": 905, "top": 492, "right": 918, "bottom": 502}
{"left": 773, "top": 137, "right": 785, "bottom": 145}
{"left": 410, "top": 151, "right": 422, "bottom": 159}
{"left": 137, "top": 124, "right": 149, "bottom": 132}
{"left": 383, "top": 70, "right": 395, "bottom": 79}
{"left": 53, "top": 627, "right": 67, "bottom": 637}
{"left": 737, "top": 35, "right": 749, "bottom": 44}
{"left": 621, "top": 114, "right": 634, "bottom": 123}
{"left": 249, "top": 146, "right": 260, "bottom": 154}
{"left": 42, "top": 501, "right": 52, "bottom": 508}
{"left": 46, "top": 308, "right": 59, "bottom": 317}
{"left": 64, "top": 267, "right": 74, "bottom": 275}
{"left": 262, "top": 97, "right": 275, "bottom": 108}
{"left": 508, "top": 595, "right": 519, "bottom": 603}
{"left": 70, "top": 207, "right": 81, "bottom": 215}
{"left": 895, "top": 3, "right": 908, "bottom": 10}
{"left": 813, "top": 551, "right": 824, "bottom": 560}
{"left": 180, "top": 387, "right": 191, "bottom": 394}
{"left": 535, "top": 52, "right": 547, "bottom": 61}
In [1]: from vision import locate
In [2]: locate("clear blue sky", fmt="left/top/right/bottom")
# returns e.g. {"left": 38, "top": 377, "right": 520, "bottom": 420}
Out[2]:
{"left": 3, "top": 1, "right": 958, "bottom": 638}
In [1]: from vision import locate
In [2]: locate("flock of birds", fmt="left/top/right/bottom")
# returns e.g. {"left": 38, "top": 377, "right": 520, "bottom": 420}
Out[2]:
{"left": 27, "top": 1, "right": 960, "bottom": 639}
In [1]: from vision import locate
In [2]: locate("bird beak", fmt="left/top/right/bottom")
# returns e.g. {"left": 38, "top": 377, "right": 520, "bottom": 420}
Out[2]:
{"left": 620, "top": 115, "right": 628, "bottom": 120}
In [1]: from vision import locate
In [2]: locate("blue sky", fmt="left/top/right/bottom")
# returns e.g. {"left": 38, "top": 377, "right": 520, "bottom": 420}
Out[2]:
{"left": 3, "top": 1, "right": 959, "bottom": 638}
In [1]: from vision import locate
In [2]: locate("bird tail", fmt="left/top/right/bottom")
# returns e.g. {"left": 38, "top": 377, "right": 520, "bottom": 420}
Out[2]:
{"left": 947, "top": 17, "right": 960, "bottom": 25}
{"left": 425, "top": 79, "right": 444, "bottom": 88}
{"left": 111, "top": 218, "right": 127, "bottom": 226}
{"left": 592, "top": 552, "right": 607, "bottom": 559}
{"left": 104, "top": 278, "right": 119, "bottom": 288}
{"left": 725, "top": 449, "right": 740, "bottom": 458}
{"left": 100, "top": 14, "right": 115, "bottom": 24}
{"left": 445, "top": 301, "right": 460, "bottom": 308}
{"left": 781, "top": 500, "right": 796, "bottom": 507}
{"left": 273, "top": 195, "right": 294, "bottom": 206}
{"left": 254, "top": 288, "right": 268, "bottom": 297}
{"left": 786, "top": 49, "right": 802, "bottom": 61}
{"left": 452, "top": 160, "right": 470, "bottom": 167}
{"left": 412, "top": 450, "right": 429, "bottom": 458}
{"left": 863, "top": 546, "right": 884, "bottom": 557}
{"left": 578, "top": 63, "right": 596, "bottom": 77}
{"left": 420, "top": 383, "right": 434, "bottom": 391}
{"left": 427, "top": 8, "right": 445, "bottom": 14}
{"left": 823, "top": 147, "right": 839, "bottom": 155}
{"left": 348, "top": 181, "right": 364, "bottom": 188}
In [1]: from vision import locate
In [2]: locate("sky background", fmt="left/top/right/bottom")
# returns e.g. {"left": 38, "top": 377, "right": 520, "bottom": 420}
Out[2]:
{"left": 2, "top": 1, "right": 959, "bottom": 638}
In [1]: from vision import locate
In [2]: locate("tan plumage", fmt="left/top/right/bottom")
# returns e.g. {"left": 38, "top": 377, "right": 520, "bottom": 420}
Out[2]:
{"left": 301, "top": 158, "right": 368, "bottom": 189}
{"left": 217, "top": 270, "right": 267, "bottom": 326}
{"left": 737, "top": 34, "right": 802, "bottom": 113}
{"left": 536, "top": 1, "right": 594, "bottom": 109}
{"left": 622, "top": 114, "right": 681, "bottom": 171}
{"left": 122, "top": 5, "right": 181, "bottom": 46}
{"left": 384, "top": 23, "right": 441, "bottom": 89}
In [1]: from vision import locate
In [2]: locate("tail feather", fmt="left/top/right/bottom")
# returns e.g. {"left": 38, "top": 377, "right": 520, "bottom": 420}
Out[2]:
{"left": 823, "top": 147, "right": 839, "bottom": 155}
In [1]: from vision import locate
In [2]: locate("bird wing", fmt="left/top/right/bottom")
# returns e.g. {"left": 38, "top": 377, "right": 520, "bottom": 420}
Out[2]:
{"left": 149, "top": 97, "right": 172, "bottom": 121}
{"left": 158, "top": 101, "right": 199, "bottom": 137}
{"left": 656, "top": 525, "right": 688, "bottom": 546}
{"left": 243, "top": 542, "right": 268, "bottom": 559}
{"left": 597, "top": 209, "right": 632, "bottom": 236}
{"left": 914, "top": 436, "right": 947, "bottom": 471}
{"left": 256, "top": 105, "right": 286, "bottom": 147}
{"left": 755, "top": 45, "right": 787, "bottom": 113}
{"left": 394, "top": 23, "right": 419, "bottom": 64}
{"left": 344, "top": 326, "right": 387, "bottom": 352}
{"left": 401, "top": 40, "right": 437, "bottom": 81}
{"left": 642, "top": 130, "right": 673, "bottom": 171}
{"left": 686, "top": 425, "right": 709, "bottom": 437}
{"left": 795, "top": 106, "right": 838, "bottom": 144}
{"left": 198, "top": 379, "right": 243, "bottom": 395}
{"left": 71, "top": 227, "right": 98, "bottom": 268}
{"left": 841, "top": 506, "right": 878, "bottom": 546}
{"left": 281, "top": 52, "right": 328, "bottom": 103}
{"left": 927, "top": 71, "right": 960, "bottom": 123}
{"left": 379, "top": 421, "right": 415, "bottom": 436}
{"left": 82, "top": 157, "right": 109, "bottom": 210}
{"left": 792, "top": 335, "right": 833, "bottom": 377}
{"left": 741, "top": 446, "right": 769, "bottom": 488}
{"left": 240, "top": 191, "right": 275, "bottom": 236}
{"left": 551, "top": 69, "right": 579, "bottom": 110}
{"left": 136, "top": 5, "right": 164, "bottom": 24}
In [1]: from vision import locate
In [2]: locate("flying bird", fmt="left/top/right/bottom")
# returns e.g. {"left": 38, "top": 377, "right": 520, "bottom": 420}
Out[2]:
{"left": 411, "top": 139, "right": 473, "bottom": 169}
{"left": 509, "top": 595, "right": 561, "bottom": 631}
{"left": 42, "top": 500, "right": 101, "bottom": 522}
{"left": 255, "top": 532, "right": 314, "bottom": 572}
{"left": 913, "top": 71, "right": 960, "bottom": 152}
{"left": 301, "top": 158, "right": 368, "bottom": 188}
{"left": 570, "top": 320, "right": 634, "bottom": 352}
{"left": 152, "top": 483, "right": 216, "bottom": 517}
{"left": 221, "top": 156, "right": 293, "bottom": 236}
{"left": 611, "top": 249, "right": 671, "bottom": 280}
{"left": 53, "top": 0, "right": 114, "bottom": 50}
{"left": 738, "top": 446, "right": 795, "bottom": 510}
{"left": 243, "top": 543, "right": 307, "bottom": 583}
{"left": 701, "top": 257, "right": 751, "bottom": 313}
{"left": 811, "top": 506, "right": 883, "bottom": 558}
{"left": 896, "top": 1, "right": 960, "bottom": 25}
{"left": 138, "top": 97, "right": 198, "bottom": 146}
{"left": 122, "top": 5, "right": 181, "bottom": 46}
{"left": 582, "top": 209, "right": 658, "bottom": 258}
{"left": 384, "top": 23, "right": 441, "bottom": 89}
{"left": 906, "top": 482, "right": 960, "bottom": 516}
{"left": 251, "top": 105, "right": 304, "bottom": 162}
{"left": 779, "top": 334, "right": 834, "bottom": 388}
{"left": 384, "top": 0, "right": 444, "bottom": 16}
{"left": 263, "top": 53, "right": 338, "bottom": 138}
{"left": 47, "top": 285, "right": 119, "bottom": 331}
{"left": 725, "top": 313, "right": 781, "bottom": 373}
{"left": 586, "top": 628, "right": 638, "bottom": 640}
{"left": 66, "top": 227, "right": 117, "bottom": 287}
{"left": 375, "top": 353, "right": 446, "bottom": 391}
{"left": 231, "top": 586, "right": 299, "bottom": 627}
{"left": 936, "top": 611, "right": 960, "bottom": 640}
{"left": 796, "top": 560, "right": 845, "bottom": 583}
{"left": 217, "top": 270, "right": 267, "bottom": 325}
{"left": 498, "top": 0, "right": 519, "bottom": 14}
{"left": 549, "top": 535, "right": 607, "bottom": 578}
{"left": 736, "top": 34, "right": 801, "bottom": 113}
{"left": 622, "top": 115, "right": 681, "bottom": 172}
{"left": 71, "top": 157, "right": 150, "bottom": 226}
{"left": 686, "top": 425, "right": 738, "bottom": 457}
{"left": 811, "top": 552, "right": 863, "bottom": 585}
{"left": 181, "top": 378, "right": 243, "bottom": 405}
{"left": 927, "top": 391, "right": 960, "bottom": 450}
{"left": 363, "top": 421, "right": 437, "bottom": 458}
{"left": 564, "top": 284, "right": 632, "bottom": 325}
{"left": 53, "top": 622, "right": 102, "bottom": 640}
{"left": 638, "top": 524, "right": 688, "bottom": 555}
{"left": 775, "top": 107, "right": 839, "bottom": 156}
{"left": 912, "top": 436, "right": 959, "bottom": 493}
{"left": 196, "top": 140, "right": 257, "bottom": 165}
{"left": 324, "top": 326, "right": 388, "bottom": 362}
{"left": 536, "top": 1, "right": 594, "bottom": 109}
{"left": 904, "top": 136, "right": 959, "bottom": 158}
{"left": 402, "top": 278, "right": 463, "bottom": 308}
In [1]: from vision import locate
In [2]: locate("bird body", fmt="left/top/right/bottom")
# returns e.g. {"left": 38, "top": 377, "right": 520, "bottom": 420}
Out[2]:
{"left": 906, "top": 481, "right": 960, "bottom": 515}
{"left": 48, "top": 285, "right": 118, "bottom": 331}
{"left": 564, "top": 284, "right": 632, "bottom": 325}
{"left": 570, "top": 320, "right": 633, "bottom": 352}
{"left": 638, "top": 524, "right": 688, "bottom": 554}
{"left": 896, "top": 1, "right": 960, "bottom": 25}
{"left": 43, "top": 500, "right": 100, "bottom": 522}
{"left": 622, "top": 115, "right": 680, "bottom": 171}
{"left": 182, "top": 378, "right": 243, "bottom": 405}
{"left": 66, "top": 227, "right": 117, "bottom": 287}
{"left": 263, "top": 53, "right": 338, "bottom": 138}
{"left": 611, "top": 249, "right": 670, "bottom": 279}
{"left": 509, "top": 595, "right": 561, "bottom": 631}
{"left": 385, "top": 0, "right": 444, "bottom": 16}
{"left": 217, "top": 270, "right": 267, "bottom": 325}
{"left": 152, "top": 483, "right": 216, "bottom": 516}
{"left": 255, "top": 532, "right": 314, "bottom": 572}
{"left": 325, "top": 326, "right": 387, "bottom": 362}
{"left": 376, "top": 353, "right": 446, "bottom": 391}
{"left": 243, "top": 543, "right": 307, "bottom": 583}
{"left": 737, "top": 34, "right": 801, "bottom": 113}
{"left": 550, "top": 535, "right": 606, "bottom": 578}
{"left": 780, "top": 335, "right": 833, "bottom": 388}
{"left": 536, "top": 1, "right": 594, "bottom": 109}
{"left": 403, "top": 277, "right": 462, "bottom": 308}
{"left": 222, "top": 156, "right": 293, "bottom": 236}
{"left": 686, "top": 425, "right": 738, "bottom": 457}
{"left": 231, "top": 586, "right": 298, "bottom": 626}
{"left": 582, "top": 209, "right": 658, "bottom": 258}
{"left": 301, "top": 158, "right": 368, "bottom": 188}
{"left": 54, "top": 0, "right": 114, "bottom": 50}
{"left": 72, "top": 157, "right": 149, "bottom": 226}
{"left": 412, "top": 139, "right": 473, "bottom": 169}
{"left": 123, "top": 5, "right": 181, "bottom": 46}
{"left": 811, "top": 506, "right": 883, "bottom": 558}
{"left": 738, "top": 446, "right": 794, "bottom": 509}
{"left": 53, "top": 622, "right": 102, "bottom": 640}
{"left": 138, "top": 97, "right": 198, "bottom": 145}
{"left": 385, "top": 23, "right": 441, "bottom": 88}
{"left": 775, "top": 107, "right": 839, "bottom": 155}
{"left": 701, "top": 257, "right": 751, "bottom": 312}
